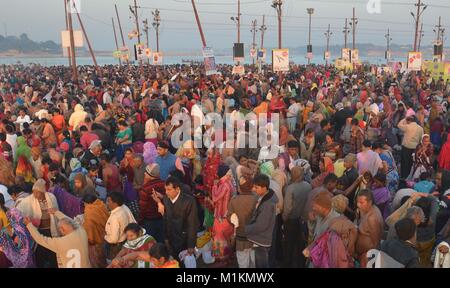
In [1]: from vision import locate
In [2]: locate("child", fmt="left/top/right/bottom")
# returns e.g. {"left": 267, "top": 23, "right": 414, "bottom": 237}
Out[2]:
{"left": 413, "top": 172, "right": 435, "bottom": 194}
{"left": 119, "top": 243, "right": 179, "bottom": 268}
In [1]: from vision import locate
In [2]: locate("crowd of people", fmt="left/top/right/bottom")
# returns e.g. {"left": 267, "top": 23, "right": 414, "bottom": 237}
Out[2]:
{"left": 0, "top": 62, "right": 449, "bottom": 268}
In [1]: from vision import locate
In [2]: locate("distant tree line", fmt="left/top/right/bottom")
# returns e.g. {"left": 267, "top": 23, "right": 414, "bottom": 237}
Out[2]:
{"left": 0, "top": 33, "right": 60, "bottom": 53}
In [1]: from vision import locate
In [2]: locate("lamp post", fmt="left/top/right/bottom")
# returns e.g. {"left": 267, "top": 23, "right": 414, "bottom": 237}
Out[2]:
{"left": 307, "top": 8, "right": 314, "bottom": 64}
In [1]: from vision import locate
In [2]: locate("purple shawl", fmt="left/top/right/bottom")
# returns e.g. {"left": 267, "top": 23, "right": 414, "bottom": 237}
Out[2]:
{"left": 0, "top": 208, "right": 35, "bottom": 268}
{"left": 372, "top": 186, "right": 391, "bottom": 219}
{"left": 143, "top": 142, "right": 157, "bottom": 165}
{"left": 50, "top": 186, "right": 83, "bottom": 218}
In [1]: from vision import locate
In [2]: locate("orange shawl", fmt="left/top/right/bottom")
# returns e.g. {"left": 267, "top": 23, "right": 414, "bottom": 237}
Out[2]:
{"left": 83, "top": 199, "right": 110, "bottom": 245}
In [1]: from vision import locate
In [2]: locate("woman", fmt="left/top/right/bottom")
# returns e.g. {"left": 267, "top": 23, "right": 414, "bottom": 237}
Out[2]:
{"left": 115, "top": 120, "right": 133, "bottom": 162}
{"left": 15, "top": 136, "right": 31, "bottom": 162}
{"left": 15, "top": 155, "right": 35, "bottom": 184}
{"left": 321, "top": 133, "right": 343, "bottom": 161}
{"left": 73, "top": 173, "right": 96, "bottom": 198}
{"left": 109, "top": 223, "right": 156, "bottom": 268}
{"left": 40, "top": 118, "right": 57, "bottom": 149}
{"left": 0, "top": 208, "right": 35, "bottom": 268}
{"left": 176, "top": 140, "right": 202, "bottom": 186}
{"left": 16, "top": 178, "right": 59, "bottom": 268}
{"left": 82, "top": 194, "right": 109, "bottom": 268}
{"left": 143, "top": 142, "right": 157, "bottom": 165}
{"left": 373, "top": 141, "right": 399, "bottom": 196}
{"left": 117, "top": 242, "right": 180, "bottom": 268}
{"left": 371, "top": 172, "right": 391, "bottom": 220}
{"left": 69, "top": 158, "right": 88, "bottom": 191}
{"left": 409, "top": 134, "right": 434, "bottom": 181}
{"left": 145, "top": 113, "right": 160, "bottom": 145}
{"left": 438, "top": 133, "right": 450, "bottom": 171}
{"left": 311, "top": 157, "right": 334, "bottom": 189}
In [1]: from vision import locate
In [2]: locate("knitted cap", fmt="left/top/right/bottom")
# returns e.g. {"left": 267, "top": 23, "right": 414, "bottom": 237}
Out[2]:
{"left": 145, "top": 163, "right": 160, "bottom": 178}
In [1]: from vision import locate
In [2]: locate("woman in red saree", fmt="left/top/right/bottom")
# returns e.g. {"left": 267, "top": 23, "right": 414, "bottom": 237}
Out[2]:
{"left": 438, "top": 134, "right": 450, "bottom": 171}
{"left": 311, "top": 156, "right": 335, "bottom": 189}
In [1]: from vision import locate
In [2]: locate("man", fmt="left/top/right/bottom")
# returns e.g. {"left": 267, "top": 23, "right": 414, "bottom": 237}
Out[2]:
{"left": 316, "top": 119, "right": 332, "bottom": 146}
{"left": 355, "top": 189, "right": 384, "bottom": 267}
{"left": 350, "top": 118, "right": 364, "bottom": 154}
{"left": 152, "top": 177, "right": 198, "bottom": 262}
{"left": 333, "top": 102, "right": 354, "bottom": 139}
{"left": 279, "top": 140, "right": 312, "bottom": 182}
{"left": 228, "top": 176, "right": 257, "bottom": 268}
{"left": 282, "top": 166, "right": 312, "bottom": 268}
{"left": 80, "top": 140, "right": 102, "bottom": 169}
{"left": 155, "top": 141, "right": 184, "bottom": 181}
{"left": 79, "top": 125, "right": 100, "bottom": 150}
{"left": 380, "top": 218, "right": 421, "bottom": 268}
{"left": 0, "top": 132, "right": 12, "bottom": 162}
{"left": 357, "top": 140, "right": 383, "bottom": 176}
{"left": 104, "top": 192, "right": 136, "bottom": 261}
{"left": 386, "top": 206, "right": 424, "bottom": 240}
{"left": 14, "top": 107, "right": 32, "bottom": 131}
{"left": 131, "top": 154, "right": 146, "bottom": 191}
{"left": 398, "top": 116, "right": 424, "bottom": 178}
{"left": 286, "top": 98, "right": 301, "bottom": 133}
{"left": 5, "top": 124, "right": 17, "bottom": 161}
{"left": 103, "top": 87, "right": 113, "bottom": 105}
{"left": 24, "top": 209, "right": 91, "bottom": 268}
{"left": 339, "top": 153, "right": 359, "bottom": 190}
{"left": 138, "top": 163, "right": 166, "bottom": 243}
{"left": 129, "top": 115, "right": 145, "bottom": 143}
{"left": 245, "top": 174, "right": 278, "bottom": 268}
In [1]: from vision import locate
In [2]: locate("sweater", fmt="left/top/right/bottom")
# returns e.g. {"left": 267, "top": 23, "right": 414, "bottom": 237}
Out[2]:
{"left": 156, "top": 153, "right": 177, "bottom": 181}
{"left": 104, "top": 205, "right": 136, "bottom": 244}
{"left": 282, "top": 181, "right": 312, "bottom": 222}
{"left": 380, "top": 239, "right": 420, "bottom": 268}
{"left": 26, "top": 211, "right": 91, "bottom": 268}
{"left": 138, "top": 179, "right": 166, "bottom": 221}
{"left": 398, "top": 119, "right": 424, "bottom": 149}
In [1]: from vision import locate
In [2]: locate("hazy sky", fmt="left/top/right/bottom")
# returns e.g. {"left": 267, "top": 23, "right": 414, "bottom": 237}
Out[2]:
{"left": 0, "top": 0, "right": 449, "bottom": 51}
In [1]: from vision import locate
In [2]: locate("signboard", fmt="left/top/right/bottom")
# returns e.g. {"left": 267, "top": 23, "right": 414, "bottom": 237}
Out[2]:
{"left": 407, "top": 51, "right": 422, "bottom": 71}
{"left": 324, "top": 51, "right": 331, "bottom": 60}
{"left": 446, "top": 63, "right": 450, "bottom": 81}
{"left": 306, "top": 52, "right": 313, "bottom": 60}
{"left": 250, "top": 48, "right": 257, "bottom": 59}
{"left": 233, "top": 43, "right": 244, "bottom": 62}
{"left": 232, "top": 65, "right": 245, "bottom": 76}
{"left": 351, "top": 49, "right": 359, "bottom": 63}
{"left": 202, "top": 47, "right": 218, "bottom": 76}
{"left": 342, "top": 48, "right": 351, "bottom": 62}
{"left": 61, "top": 30, "right": 84, "bottom": 48}
{"left": 134, "top": 43, "right": 146, "bottom": 61}
{"left": 257, "top": 49, "right": 267, "bottom": 62}
{"left": 272, "top": 49, "right": 290, "bottom": 72}
{"left": 145, "top": 48, "right": 152, "bottom": 59}
{"left": 388, "top": 62, "right": 404, "bottom": 74}
{"left": 152, "top": 52, "right": 163, "bottom": 65}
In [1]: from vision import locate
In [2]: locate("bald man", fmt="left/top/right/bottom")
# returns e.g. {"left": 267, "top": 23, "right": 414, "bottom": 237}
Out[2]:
{"left": 24, "top": 209, "right": 91, "bottom": 268}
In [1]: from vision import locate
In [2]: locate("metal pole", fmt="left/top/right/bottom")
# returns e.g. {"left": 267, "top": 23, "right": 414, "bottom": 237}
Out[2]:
{"left": 112, "top": 18, "right": 122, "bottom": 66}
{"left": 191, "top": 0, "right": 207, "bottom": 47}
{"left": 418, "top": 23, "right": 424, "bottom": 52}
{"left": 134, "top": 0, "right": 141, "bottom": 44}
{"left": 66, "top": 0, "right": 78, "bottom": 82}
{"left": 278, "top": 5, "right": 282, "bottom": 49}
{"left": 115, "top": 4, "right": 129, "bottom": 64}
{"left": 343, "top": 18, "right": 349, "bottom": 49}
{"left": 238, "top": 0, "right": 241, "bottom": 43}
{"left": 260, "top": 15, "right": 266, "bottom": 49}
{"left": 325, "top": 24, "right": 331, "bottom": 66}
{"left": 64, "top": 1, "right": 71, "bottom": 66}
{"left": 74, "top": 5, "right": 98, "bottom": 68}
{"left": 352, "top": 7, "right": 356, "bottom": 50}
{"left": 413, "top": 0, "right": 421, "bottom": 52}
{"left": 251, "top": 19, "right": 257, "bottom": 65}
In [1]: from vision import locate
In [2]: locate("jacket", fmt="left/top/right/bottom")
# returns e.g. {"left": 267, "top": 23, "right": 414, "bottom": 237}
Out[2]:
{"left": 26, "top": 211, "right": 91, "bottom": 268}
{"left": 163, "top": 192, "right": 199, "bottom": 255}
{"left": 139, "top": 178, "right": 166, "bottom": 222}
{"left": 245, "top": 189, "right": 278, "bottom": 247}
{"left": 68, "top": 104, "right": 88, "bottom": 130}
{"left": 380, "top": 239, "right": 420, "bottom": 268}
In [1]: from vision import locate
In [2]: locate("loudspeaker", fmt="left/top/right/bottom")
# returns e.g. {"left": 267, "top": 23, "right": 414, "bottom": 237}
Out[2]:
{"left": 434, "top": 44, "right": 443, "bottom": 55}
{"left": 307, "top": 44, "right": 313, "bottom": 53}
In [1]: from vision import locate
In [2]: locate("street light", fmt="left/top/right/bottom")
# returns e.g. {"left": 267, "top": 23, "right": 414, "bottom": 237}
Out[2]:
{"left": 272, "top": 0, "right": 283, "bottom": 49}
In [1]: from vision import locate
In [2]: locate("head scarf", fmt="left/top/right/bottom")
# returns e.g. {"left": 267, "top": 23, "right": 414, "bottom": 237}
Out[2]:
{"left": 143, "top": 142, "right": 157, "bottom": 165}
{"left": 0, "top": 208, "right": 35, "bottom": 268}
{"left": 15, "top": 156, "right": 35, "bottom": 183}
{"left": 16, "top": 136, "right": 31, "bottom": 160}
{"left": 260, "top": 161, "right": 275, "bottom": 177}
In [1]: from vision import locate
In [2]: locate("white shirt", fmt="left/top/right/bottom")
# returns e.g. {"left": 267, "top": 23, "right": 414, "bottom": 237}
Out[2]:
{"left": 104, "top": 205, "right": 136, "bottom": 244}
{"left": 6, "top": 133, "right": 17, "bottom": 160}
{"left": 287, "top": 103, "right": 301, "bottom": 118}
{"left": 103, "top": 92, "right": 112, "bottom": 105}
{"left": 15, "top": 115, "right": 32, "bottom": 131}
{"left": 170, "top": 192, "right": 181, "bottom": 204}
{"left": 35, "top": 109, "right": 49, "bottom": 120}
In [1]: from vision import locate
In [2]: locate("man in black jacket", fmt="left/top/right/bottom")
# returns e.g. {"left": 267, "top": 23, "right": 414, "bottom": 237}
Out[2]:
{"left": 380, "top": 218, "right": 421, "bottom": 268}
{"left": 154, "top": 177, "right": 198, "bottom": 262}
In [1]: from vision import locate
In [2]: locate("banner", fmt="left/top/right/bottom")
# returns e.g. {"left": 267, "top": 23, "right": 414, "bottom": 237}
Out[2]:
{"left": 232, "top": 65, "right": 245, "bottom": 76}
{"left": 407, "top": 52, "right": 422, "bottom": 71}
{"left": 134, "top": 43, "right": 146, "bottom": 61}
{"left": 324, "top": 51, "right": 331, "bottom": 60}
{"left": 342, "top": 48, "right": 351, "bottom": 62}
{"left": 61, "top": 30, "right": 84, "bottom": 48}
{"left": 446, "top": 63, "right": 450, "bottom": 81}
{"left": 351, "top": 49, "right": 359, "bottom": 63}
{"left": 153, "top": 52, "right": 163, "bottom": 65}
{"left": 335, "top": 58, "right": 353, "bottom": 71}
{"left": 250, "top": 48, "right": 257, "bottom": 59}
{"left": 145, "top": 48, "right": 152, "bottom": 59}
{"left": 377, "top": 66, "right": 391, "bottom": 75}
{"left": 388, "top": 61, "right": 403, "bottom": 73}
{"left": 257, "top": 49, "right": 267, "bottom": 62}
{"left": 272, "top": 49, "right": 289, "bottom": 72}
{"left": 202, "top": 47, "right": 218, "bottom": 76}
{"left": 112, "top": 50, "right": 121, "bottom": 59}
{"left": 306, "top": 52, "right": 313, "bottom": 60}
{"left": 120, "top": 46, "right": 130, "bottom": 62}
{"left": 128, "top": 30, "right": 138, "bottom": 40}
